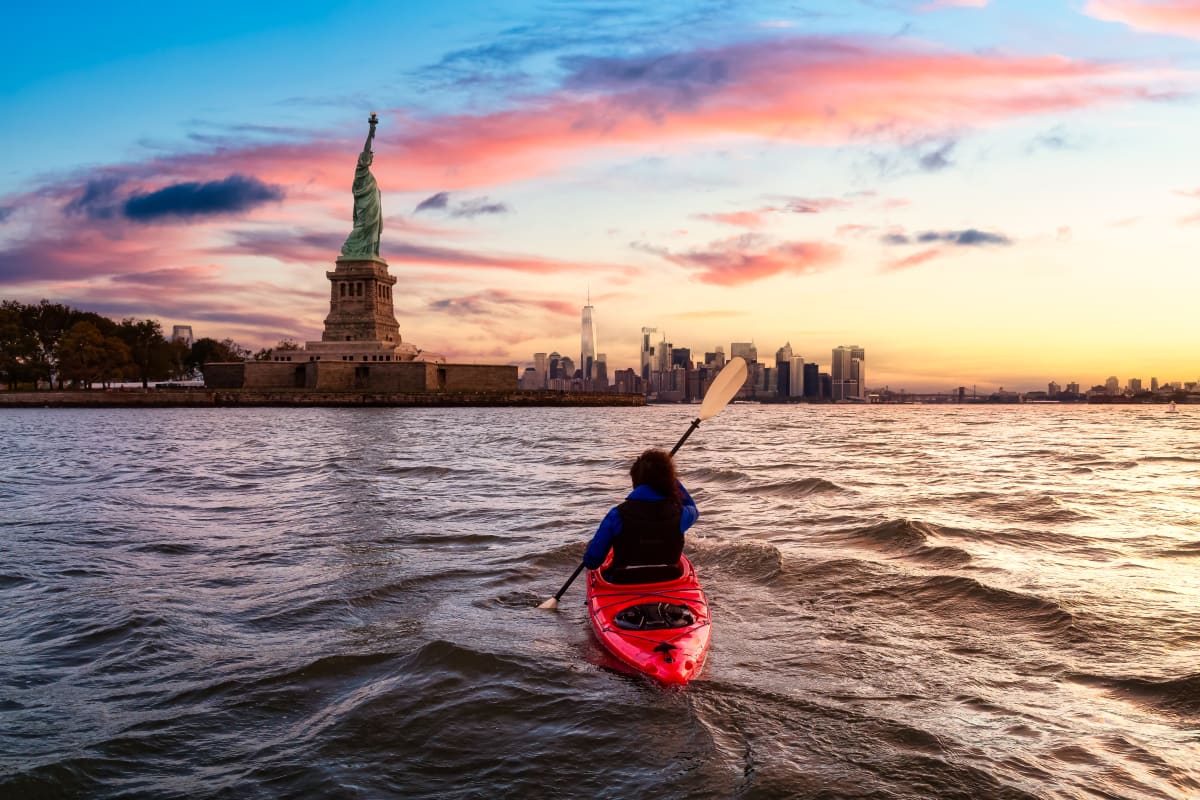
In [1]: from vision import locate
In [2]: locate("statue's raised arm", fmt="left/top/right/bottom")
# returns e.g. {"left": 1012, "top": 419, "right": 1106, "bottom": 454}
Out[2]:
{"left": 340, "top": 113, "right": 383, "bottom": 259}
{"left": 362, "top": 112, "right": 377, "bottom": 155}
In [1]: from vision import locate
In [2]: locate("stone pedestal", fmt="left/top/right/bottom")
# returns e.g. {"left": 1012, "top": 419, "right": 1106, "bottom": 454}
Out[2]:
{"left": 323, "top": 256, "right": 401, "bottom": 345}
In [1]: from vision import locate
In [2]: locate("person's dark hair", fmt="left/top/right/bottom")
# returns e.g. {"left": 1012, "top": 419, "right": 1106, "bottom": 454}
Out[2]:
{"left": 630, "top": 449, "right": 682, "bottom": 508}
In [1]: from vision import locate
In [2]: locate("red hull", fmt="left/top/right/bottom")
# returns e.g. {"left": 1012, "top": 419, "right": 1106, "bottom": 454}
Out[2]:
{"left": 586, "top": 555, "right": 711, "bottom": 685}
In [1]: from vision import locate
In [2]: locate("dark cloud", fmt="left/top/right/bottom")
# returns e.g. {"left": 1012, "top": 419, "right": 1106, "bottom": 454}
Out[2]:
{"left": 428, "top": 289, "right": 575, "bottom": 317}
{"left": 124, "top": 175, "right": 283, "bottom": 221}
{"left": 0, "top": 206, "right": 12, "bottom": 223}
{"left": 414, "top": 192, "right": 451, "bottom": 213}
{"left": 561, "top": 51, "right": 732, "bottom": 94}
{"left": 883, "top": 229, "right": 1012, "bottom": 247}
{"left": 63, "top": 176, "right": 125, "bottom": 220}
{"left": 917, "top": 140, "right": 956, "bottom": 172}
{"left": 868, "top": 138, "right": 959, "bottom": 177}
{"left": 408, "top": 3, "right": 734, "bottom": 92}
{"left": 414, "top": 191, "right": 510, "bottom": 218}
{"left": 1027, "top": 126, "right": 1084, "bottom": 153}
{"left": 452, "top": 197, "right": 510, "bottom": 218}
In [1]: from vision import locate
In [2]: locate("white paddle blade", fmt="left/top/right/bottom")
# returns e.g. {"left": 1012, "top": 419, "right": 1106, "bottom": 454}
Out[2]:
{"left": 537, "top": 597, "right": 560, "bottom": 610}
{"left": 699, "top": 356, "right": 748, "bottom": 420}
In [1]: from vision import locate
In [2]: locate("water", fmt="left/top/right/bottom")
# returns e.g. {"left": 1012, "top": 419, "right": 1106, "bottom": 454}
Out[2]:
{"left": 1, "top": 405, "right": 1198, "bottom": 799}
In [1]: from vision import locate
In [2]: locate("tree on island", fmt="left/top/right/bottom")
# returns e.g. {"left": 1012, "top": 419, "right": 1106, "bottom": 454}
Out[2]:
{"left": 0, "top": 298, "right": 257, "bottom": 390}
{"left": 252, "top": 338, "right": 300, "bottom": 361}
{"left": 186, "top": 337, "right": 251, "bottom": 373}
{"left": 117, "top": 318, "right": 183, "bottom": 388}
{"left": 0, "top": 301, "right": 43, "bottom": 390}
{"left": 57, "top": 321, "right": 133, "bottom": 388}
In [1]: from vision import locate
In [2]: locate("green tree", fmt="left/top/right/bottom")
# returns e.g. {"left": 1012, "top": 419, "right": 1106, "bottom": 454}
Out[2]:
{"left": 21, "top": 300, "right": 72, "bottom": 386}
{"left": 117, "top": 318, "right": 175, "bottom": 388}
{"left": 186, "top": 337, "right": 250, "bottom": 373}
{"left": 0, "top": 301, "right": 42, "bottom": 389}
{"left": 58, "top": 321, "right": 133, "bottom": 388}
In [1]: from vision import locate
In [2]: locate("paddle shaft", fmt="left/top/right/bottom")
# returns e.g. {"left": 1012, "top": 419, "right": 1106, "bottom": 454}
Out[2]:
{"left": 669, "top": 418, "right": 701, "bottom": 457}
{"left": 548, "top": 417, "right": 702, "bottom": 604}
{"left": 548, "top": 562, "right": 586, "bottom": 604}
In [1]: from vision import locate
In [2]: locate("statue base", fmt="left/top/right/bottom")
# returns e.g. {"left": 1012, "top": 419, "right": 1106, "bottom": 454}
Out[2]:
{"left": 336, "top": 255, "right": 388, "bottom": 266}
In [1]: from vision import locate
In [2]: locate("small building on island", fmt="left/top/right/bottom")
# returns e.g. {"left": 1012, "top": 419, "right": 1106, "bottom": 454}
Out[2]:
{"left": 203, "top": 114, "right": 515, "bottom": 394}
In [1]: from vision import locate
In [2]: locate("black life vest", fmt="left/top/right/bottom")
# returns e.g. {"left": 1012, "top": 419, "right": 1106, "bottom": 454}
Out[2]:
{"left": 612, "top": 498, "right": 684, "bottom": 569}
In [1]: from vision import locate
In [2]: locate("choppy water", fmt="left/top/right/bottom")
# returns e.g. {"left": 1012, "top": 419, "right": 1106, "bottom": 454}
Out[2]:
{"left": 1, "top": 404, "right": 1198, "bottom": 799}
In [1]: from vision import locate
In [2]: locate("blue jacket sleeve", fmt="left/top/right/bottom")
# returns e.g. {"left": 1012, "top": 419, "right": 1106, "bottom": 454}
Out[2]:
{"left": 583, "top": 507, "right": 622, "bottom": 569}
{"left": 679, "top": 482, "right": 698, "bottom": 533}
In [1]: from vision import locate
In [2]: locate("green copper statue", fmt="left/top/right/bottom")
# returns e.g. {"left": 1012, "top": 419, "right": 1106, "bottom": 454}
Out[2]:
{"left": 341, "top": 113, "right": 383, "bottom": 258}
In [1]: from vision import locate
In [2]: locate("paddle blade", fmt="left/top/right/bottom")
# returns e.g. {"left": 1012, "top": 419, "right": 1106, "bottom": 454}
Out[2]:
{"left": 537, "top": 597, "right": 560, "bottom": 610}
{"left": 699, "top": 356, "right": 748, "bottom": 420}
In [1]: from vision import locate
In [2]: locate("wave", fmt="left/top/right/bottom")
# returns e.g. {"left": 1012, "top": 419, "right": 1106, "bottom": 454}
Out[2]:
{"left": 902, "top": 574, "right": 1080, "bottom": 637}
{"left": 0, "top": 573, "right": 33, "bottom": 589}
{"left": 739, "top": 477, "right": 845, "bottom": 498}
{"left": 375, "top": 464, "right": 472, "bottom": 479}
{"left": 1068, "top": 672, "right": 1200, "bottom": 719}
{"left": 983, "top": 494, "right": 1095, "bottom": 524}
{"left": 688, "top": 466, "right": 752, "bottom": 485}
{"left": 1158, "top": 541, "right": 1200, "bottom": 558}
{"left": 833, "top": 519, "right": 974, "bottom": 567}
{"left": 689, "top": 539, "right": 783, "bottom": 582}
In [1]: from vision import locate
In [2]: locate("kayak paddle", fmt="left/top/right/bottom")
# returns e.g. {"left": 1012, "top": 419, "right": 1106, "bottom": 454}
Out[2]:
{"left": 538, "top": 356, "right": 748, "bottom": 610}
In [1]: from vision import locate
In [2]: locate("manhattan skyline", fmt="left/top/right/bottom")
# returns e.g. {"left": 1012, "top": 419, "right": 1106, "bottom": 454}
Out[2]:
{"left": 2, "top": 1, "right": 1199, "bottom": 392}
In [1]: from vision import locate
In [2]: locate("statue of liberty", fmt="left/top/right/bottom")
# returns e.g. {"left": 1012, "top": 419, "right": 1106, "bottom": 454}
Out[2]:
{"left": 341, "top": 113, "right": 383, "bottom": 258}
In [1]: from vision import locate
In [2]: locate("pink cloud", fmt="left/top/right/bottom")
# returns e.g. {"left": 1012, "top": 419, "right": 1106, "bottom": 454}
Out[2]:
{"left": 641, "top": 234, "right": 842, "bottom": 286}
{"left": 781, "top": 197, "right": 850, "bottom": 213}
{"left": 1085, "top": 1, "right": 1200, "bottom": 39}
{"left": 692, "top": 210, "right": 774, "bottom": 228}
{"left": 883, "top": 247, "right": 944, "bottom": 272}
{"left": 0, "top": 33, "right": 1178, "bottom": 347}
{"left": 694, "top": 197, "right": 849, "bottom": 228}
{"left": 14, "top": 36, "right": 1159, "bottom": 209}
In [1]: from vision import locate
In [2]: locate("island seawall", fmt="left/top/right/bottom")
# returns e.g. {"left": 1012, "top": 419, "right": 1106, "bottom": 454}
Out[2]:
{"left": 0, "top": 390, "right": 647, "bottom": 409}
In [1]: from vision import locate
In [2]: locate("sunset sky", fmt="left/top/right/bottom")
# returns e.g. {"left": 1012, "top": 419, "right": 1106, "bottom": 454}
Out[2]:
{"left": 2, "top": 1, "right": 1199, "bottom": 391}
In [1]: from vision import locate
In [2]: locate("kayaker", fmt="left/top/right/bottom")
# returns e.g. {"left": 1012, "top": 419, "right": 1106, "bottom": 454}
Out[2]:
{"left": 583, "top": 449, "right": 699, "bottom": 584}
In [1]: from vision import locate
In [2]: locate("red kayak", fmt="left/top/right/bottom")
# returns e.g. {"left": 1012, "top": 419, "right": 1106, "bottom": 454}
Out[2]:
{"left": 586, "top": 554, "right": 711, "bottom": 685}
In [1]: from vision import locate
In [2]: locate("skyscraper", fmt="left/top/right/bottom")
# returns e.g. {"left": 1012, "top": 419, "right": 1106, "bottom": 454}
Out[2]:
{"left": 580, "top": 296, "right": 597, "bottom": 381}
{"left": 789, "top": 356, "right": 805, "bottom": 398}
{"left": 803, "top": 362, "right": 819, "bottom": 399}
{"left": 730, "top": 342, "right": 757, "bottom": 364}
{"left": 832, "top": 345, "right": 865, "bottom": 400}
{"left": 534, "top": 352, "right": 547, "bottom": 389}
{"left": 640, "top": 327, "right": 657, "bottom": 382}
{"left": 775, "top": 342, "right": 793, "bottom": 397}
{"left": 831, "top": 346, "right": 852, "bottom": 400}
